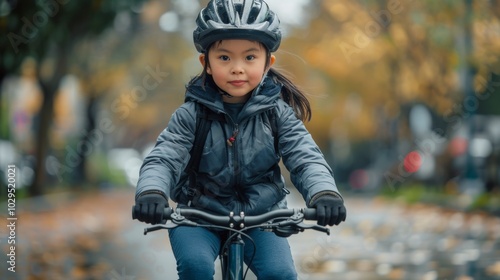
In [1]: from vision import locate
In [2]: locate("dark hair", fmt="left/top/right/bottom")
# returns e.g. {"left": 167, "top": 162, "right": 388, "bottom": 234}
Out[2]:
{"left": 188, "top": 42, "right": 312, "bottom": 122}
{"left": 267, "top": 67, "right": 311, "bottom": 122}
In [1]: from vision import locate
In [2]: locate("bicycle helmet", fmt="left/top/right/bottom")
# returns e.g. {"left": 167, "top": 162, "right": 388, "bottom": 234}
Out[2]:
{"left": 193, "top": 0, "right": 282, "bottom": 53}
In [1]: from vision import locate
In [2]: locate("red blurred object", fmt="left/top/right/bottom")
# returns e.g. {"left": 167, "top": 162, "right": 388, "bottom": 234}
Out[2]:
{"left": 404, "top": 151, "right": 422, "bottom": 173}
{"left": 349, "top": 169, "right": 369, "bottom": 190}
{"left": 449, "top": 137, "right": 468, "bottom": 157}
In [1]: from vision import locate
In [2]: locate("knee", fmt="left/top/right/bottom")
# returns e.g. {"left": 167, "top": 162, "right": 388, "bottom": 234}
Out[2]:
{"left": 176, "top": 254, "right": 215, "bottom": 279}
{"left": 257, "top": 267, "right": 297, "bottom": 280}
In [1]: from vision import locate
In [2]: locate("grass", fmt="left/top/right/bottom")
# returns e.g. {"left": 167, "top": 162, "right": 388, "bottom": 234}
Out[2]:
{"left": 379, "top": 183, "right": 500, "bottom": 215}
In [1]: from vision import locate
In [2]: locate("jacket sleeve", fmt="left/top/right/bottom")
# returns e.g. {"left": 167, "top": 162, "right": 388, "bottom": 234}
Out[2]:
{"left": 135, "top": 103, "right": 196, "bottom": 200}
{"left": 276, "top": 100, "right": 342, "bottom": 206}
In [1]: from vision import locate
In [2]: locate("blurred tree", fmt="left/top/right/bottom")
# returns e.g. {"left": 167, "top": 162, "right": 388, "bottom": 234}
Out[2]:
{"left": 290, "top": 0, "right": 498, "bottom": 136}
{"left": 0, "top": 0, "right": 148, "bottom": 196}
{"left": 278, "top": 0, "right": 499, "bottom": 189}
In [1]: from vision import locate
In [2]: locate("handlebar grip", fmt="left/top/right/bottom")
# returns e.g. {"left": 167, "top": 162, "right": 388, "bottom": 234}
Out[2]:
{"left": 163, "top": 207, "right": 173, "bottom": 219}
{"left": 303, "top": 208, "right": 317, "bottom": 220}
{"left": 132, "top": 206, "right": 173, "bottom": 221}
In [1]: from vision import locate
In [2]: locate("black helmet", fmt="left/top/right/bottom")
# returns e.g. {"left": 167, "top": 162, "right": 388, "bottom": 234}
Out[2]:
{"left": 193, "top": 0, "right": 282, "bottom": 53}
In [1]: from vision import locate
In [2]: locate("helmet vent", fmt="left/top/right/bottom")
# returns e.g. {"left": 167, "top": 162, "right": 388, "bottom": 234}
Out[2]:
{"left": 193, "top": 0, "right": 282, "bottom": 53}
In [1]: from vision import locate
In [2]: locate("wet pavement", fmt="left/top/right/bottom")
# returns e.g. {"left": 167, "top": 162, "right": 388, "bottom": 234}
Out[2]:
{"left": 1, "top": 188, "right": 499, "bottom": 280}
{"left": 288, "top": 193, "right": 500, "bottom": 280}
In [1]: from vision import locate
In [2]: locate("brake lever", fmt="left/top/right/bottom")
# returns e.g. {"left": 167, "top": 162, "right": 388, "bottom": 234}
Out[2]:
{"left": 271, "top": 215, "right": 329, "bottom": 235}
{"left": 296, "top": 222, "right": 330, "bottom": 235}
{"left": 144, "top": 224, "right": 173, "bottom": 235}
{"left": 144, "top": 212, "right": 200, "bottom": 235}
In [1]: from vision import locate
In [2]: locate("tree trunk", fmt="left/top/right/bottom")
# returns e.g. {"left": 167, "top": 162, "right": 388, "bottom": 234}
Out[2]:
{"left": 0, "top": 70, "right": 7, "bottom": 139}
{"left": 72, "top": 95, "right": 98, "bottom": 186}
{"left": 30, "top": 48, "right": 69, "bottom": 196}
{"left": 461, "top": 0, "right": 481, "bottom": 194}
{"left": 31, "top": 82, "right": 54, "bottom": 196}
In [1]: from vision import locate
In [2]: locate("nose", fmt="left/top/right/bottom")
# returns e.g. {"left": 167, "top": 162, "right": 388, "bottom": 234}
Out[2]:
{"left": 231, "top": 63, "right": 244, "bottom": 75}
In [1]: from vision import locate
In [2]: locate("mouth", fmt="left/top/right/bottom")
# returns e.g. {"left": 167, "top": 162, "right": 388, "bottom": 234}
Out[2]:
{"left": 229, "top": 80, "right": 247, "bottom": 87}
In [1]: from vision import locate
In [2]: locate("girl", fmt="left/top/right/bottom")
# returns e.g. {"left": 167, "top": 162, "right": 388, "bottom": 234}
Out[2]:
{"left": 133, "top": 0, "right": 347, "bottom": 279}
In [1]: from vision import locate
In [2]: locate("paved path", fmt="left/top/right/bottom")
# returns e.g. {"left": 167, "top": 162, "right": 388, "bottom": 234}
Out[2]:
{"left": 1, "top": 188, "right": 499, "bottom": 280}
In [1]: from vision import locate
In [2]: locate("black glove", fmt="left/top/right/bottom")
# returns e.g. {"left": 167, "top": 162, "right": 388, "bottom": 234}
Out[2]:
{"left": 133, "top": 193, "right": 168, "bottom": 224}
{"left": 311, "top": 195, "right": 346, "bottom": 226}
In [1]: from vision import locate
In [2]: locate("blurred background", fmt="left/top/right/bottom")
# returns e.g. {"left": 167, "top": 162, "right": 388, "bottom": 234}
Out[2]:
{"left": 1, "top": 0, "right": 499, "bottom": 279}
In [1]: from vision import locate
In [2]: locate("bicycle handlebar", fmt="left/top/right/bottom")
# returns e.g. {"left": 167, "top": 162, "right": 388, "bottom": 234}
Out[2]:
{"left": 164, "top": 207, "right": 317, "bottom": 226}
{"left": 132, "top": 207, "right": 329, "bottom": 235}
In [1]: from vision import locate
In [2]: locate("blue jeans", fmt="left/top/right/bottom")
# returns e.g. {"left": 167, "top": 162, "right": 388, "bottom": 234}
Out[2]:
{"left": 168, "top": 226, "right": 297, "bottom": 280}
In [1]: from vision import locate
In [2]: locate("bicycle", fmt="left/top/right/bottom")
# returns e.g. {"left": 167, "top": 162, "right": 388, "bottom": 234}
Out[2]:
{"left": 132, "top": 207, "right": 331, "bottom": 280}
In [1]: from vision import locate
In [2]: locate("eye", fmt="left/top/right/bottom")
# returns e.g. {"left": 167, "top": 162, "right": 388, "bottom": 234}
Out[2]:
{"left": 219, "top": 55, "right": 230, "bottom": 61}
{"left": 246, "top": 55, "right": 256, "bottom": 61}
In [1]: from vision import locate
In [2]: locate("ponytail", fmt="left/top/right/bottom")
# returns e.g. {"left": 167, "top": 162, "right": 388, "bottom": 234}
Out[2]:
{"left": 268, "top": 68, "right": 312, "bottom": 122}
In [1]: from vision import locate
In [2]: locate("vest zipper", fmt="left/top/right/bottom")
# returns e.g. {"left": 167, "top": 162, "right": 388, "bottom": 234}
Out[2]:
{"left": 227, "top": 126, "right": 239, "bottom": 146}
{"left": 232, "top": 124, "right": 242, "bottom": 198}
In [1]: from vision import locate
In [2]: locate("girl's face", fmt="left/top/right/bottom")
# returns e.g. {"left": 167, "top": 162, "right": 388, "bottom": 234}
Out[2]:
{"left": 200, "top": 39, "right": 275, "bottom": 103}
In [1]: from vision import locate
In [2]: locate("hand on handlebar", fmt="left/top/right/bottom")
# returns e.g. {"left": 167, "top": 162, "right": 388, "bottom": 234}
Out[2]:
{"left": 137, "top": 207, "right": 332, "bottom": 237}
{"left": 311, "top": 195, "right": 346, "bottom": 226}
{"left": 133, "top": 193, "right": 168, "bottom": 224}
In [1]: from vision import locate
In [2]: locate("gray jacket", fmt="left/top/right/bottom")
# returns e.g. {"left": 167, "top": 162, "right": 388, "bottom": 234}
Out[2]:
{"left": 136, "top": 76, "right": 342, "bottom": 215}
